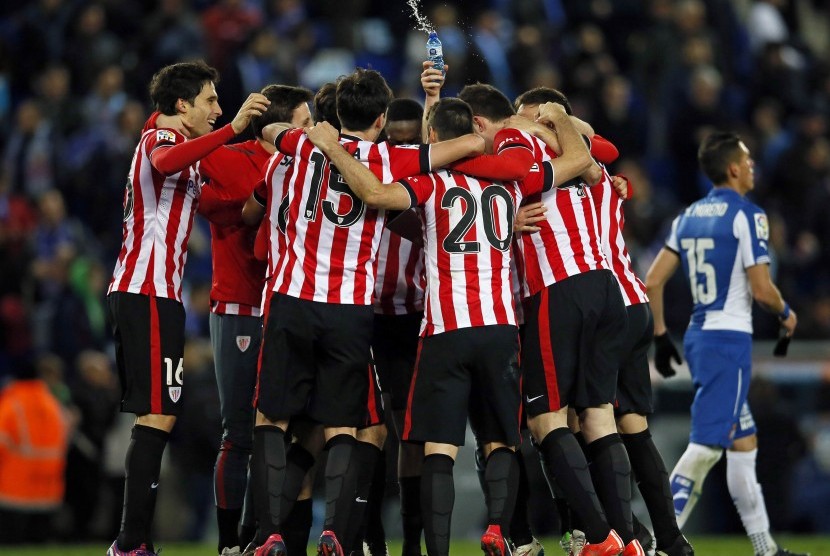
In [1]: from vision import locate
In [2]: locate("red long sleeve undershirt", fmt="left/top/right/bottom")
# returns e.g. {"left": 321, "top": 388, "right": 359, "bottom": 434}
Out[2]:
{"left": 590, "top": 134, "right": 619, "bottom": 164}
{"left": 151, "top": 124, "right": 236, "bottom": 175}
{"left": 450, "top": 148, "right": 535, "bottom": 181}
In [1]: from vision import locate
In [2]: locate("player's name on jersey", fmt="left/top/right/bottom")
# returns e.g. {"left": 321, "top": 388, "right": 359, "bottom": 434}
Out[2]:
{"left": 686, "top": 202, "right": 728, "bottom": 218}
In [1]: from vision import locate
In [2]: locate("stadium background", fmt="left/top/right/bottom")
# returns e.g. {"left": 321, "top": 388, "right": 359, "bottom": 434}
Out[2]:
{"left": 0, "top": 0, "right": 829, "bottom": 550}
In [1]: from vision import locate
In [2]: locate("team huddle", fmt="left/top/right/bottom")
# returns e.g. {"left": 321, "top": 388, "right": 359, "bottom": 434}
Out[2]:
{"left": 104, "top": 59, "right": 805, "bottom": 556}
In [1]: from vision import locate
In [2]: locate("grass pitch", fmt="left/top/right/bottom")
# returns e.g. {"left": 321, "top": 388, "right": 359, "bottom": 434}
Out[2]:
{"left": 4, "top": 536, "right": 828, "bottom": 555}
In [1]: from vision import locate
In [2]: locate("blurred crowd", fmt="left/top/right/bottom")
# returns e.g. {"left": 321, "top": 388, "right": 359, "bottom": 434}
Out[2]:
{"left": 1, "top": 0, "right": 829, "bottom": 543}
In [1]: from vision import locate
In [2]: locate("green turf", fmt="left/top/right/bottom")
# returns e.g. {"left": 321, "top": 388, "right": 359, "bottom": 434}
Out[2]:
{"left": 4, "top": 536, "right": 827, "bottom": 555}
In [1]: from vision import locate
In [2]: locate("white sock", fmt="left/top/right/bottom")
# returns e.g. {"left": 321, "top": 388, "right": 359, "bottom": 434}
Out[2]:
{"left": 669, "top": 442, "right": 723, "bottom": 528}
{"left": 726, "top": 449, "right": 777, "bottom": 555}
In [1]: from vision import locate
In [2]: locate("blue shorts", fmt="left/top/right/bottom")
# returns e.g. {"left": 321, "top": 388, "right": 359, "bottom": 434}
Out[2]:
{"left": 684, "top": 328, "right": 757, "bottom": 448}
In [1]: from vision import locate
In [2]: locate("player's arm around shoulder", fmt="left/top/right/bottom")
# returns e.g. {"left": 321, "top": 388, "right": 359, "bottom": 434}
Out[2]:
{"left": 305, "top": 122, "right": 412, "bottom": 210}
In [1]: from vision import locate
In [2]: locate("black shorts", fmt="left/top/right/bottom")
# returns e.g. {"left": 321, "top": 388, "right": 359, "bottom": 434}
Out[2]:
{"left": 363, "top": 361, "right": 385, "bottom": 428}
{"left": 522, "top": 270, "right": 627, "bottom": 415}
{"left": 615, "top": 302, "right": 654, "bottom": 416}
{"left": 107, "top": 292, "right": 186, "bottom": 416}
{"left": 372, "top": 312, "right": 423, "bottom": 411}
{"left": 402, "top": 325, "right": 521, "bottom": 447}
{"left": 255, "top": 293, "right": 374, "bottom": 428}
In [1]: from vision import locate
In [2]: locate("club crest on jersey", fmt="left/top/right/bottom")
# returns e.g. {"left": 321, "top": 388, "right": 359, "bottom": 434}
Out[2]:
{"left": 754, "top": 213, "right": 769, "bottom": 240}
{"left": 156, "top": 129, "right": 177, "bottom": 144}
{"left": 236, "top": 336, "right": 251, "bottom": 352}
{"left": 168, "top": 386, "right": 181, "bottom": 403}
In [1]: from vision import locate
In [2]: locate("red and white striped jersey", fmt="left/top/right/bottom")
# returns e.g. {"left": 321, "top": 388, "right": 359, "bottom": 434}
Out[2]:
{"left": 272, "top": 128, "right": 430, "bottom": 305}
{"left": 504, "top": 129, "right": 608, "bottom": 295}
{"left": 373, "top": 226, "right": 425, "bottom": 315}
{"left": 109, "top": 127, "right": 203, "bottom": 302}
{"left": 253, "top": 151, "right": 295, "bottom": 285}
{"left": 400, "top": 169, "right": 537, "bottom": 336}
{"left": 198, "top": 140, "right": 271, "bottom": 316}
{"left": 587, "top": 171, "right": 648, "bottom": 306}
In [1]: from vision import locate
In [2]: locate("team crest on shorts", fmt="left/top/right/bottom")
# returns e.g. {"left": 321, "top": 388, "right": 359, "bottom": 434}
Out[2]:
{"left": 236, "top": 335, "right": 251, "bottom": 352}
{"left": 169, "top": 386, "right": 181, "bottom": 403}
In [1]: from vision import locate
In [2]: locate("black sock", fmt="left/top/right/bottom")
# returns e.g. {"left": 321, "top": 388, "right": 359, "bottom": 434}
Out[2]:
{"left": 509, "top": 450, "right": 533, "bottom": 547}
{"left": 399, "top": 476, "right": 423, "bottom": 556}
{"left": 117, "top": 425, "right": 169, "bottom": 552}
{"left": 622, "top": 429, "right": 682, "bottom": 549}
{"left": 280, "top": 443, "right": 316, "bottom": 523}
{"left": 484, "top": 448, "right": 519, "bottom": 536}
{"left": 343, "top": 441, "right": 382, "bottom": 553}
{"left": 252, "top": 426, "right": 286, "bottom": 543}
{"left": 588, "top": 434, "right": 633, "bottom": 544}
{"left": 323, "top": 434, "right": 357, "bottom": 539}
{"left": 421, "top": 454, "right": 455, "bottom": 556}
{"left": 283, "top": 498, "right": 313, "bottom": 556}
{"left": 537, "top": 443, "right": 574, "bottom": 535}
{"left": 217, "top": 506, "right": 242, "bottom": 552}
{"left": 538, "top": 428, "right": 608, "bottom": 544}
{"left": 365, "top": 449, "right": 387, "bottom": 548}
{"left": 240, "top": 470, "right": 257, "bottom": 549}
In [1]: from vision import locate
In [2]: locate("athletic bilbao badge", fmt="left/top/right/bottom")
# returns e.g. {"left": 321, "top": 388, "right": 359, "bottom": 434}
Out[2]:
{"left": 168, "top": 387, "right": 181, "bottom": 403}
{"left": 237, "top": 336, "right": 251, "bottom": 352}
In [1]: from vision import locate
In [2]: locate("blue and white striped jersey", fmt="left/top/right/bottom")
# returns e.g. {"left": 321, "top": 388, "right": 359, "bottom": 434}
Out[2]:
{"left": 666, "top": 188, "right": 770, "bottom": 333}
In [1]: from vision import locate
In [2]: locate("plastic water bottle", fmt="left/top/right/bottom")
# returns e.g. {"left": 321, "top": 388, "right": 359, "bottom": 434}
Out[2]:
{"left": 426, "top": 31, "right": 445, "bottom": 75}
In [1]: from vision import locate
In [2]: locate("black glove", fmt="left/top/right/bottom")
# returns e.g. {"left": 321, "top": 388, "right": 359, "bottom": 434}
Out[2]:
{"left": 654, "top": 333, "right": 682, "bottom": 378}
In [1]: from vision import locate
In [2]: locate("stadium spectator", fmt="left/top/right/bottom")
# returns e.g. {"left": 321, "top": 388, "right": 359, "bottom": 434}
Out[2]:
{"left": 0, "top": 354, "right": 71, "bottom": 544}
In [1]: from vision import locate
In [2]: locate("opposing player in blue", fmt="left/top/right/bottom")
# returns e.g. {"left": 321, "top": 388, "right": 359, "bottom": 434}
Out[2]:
{"left": 645, "top": 131, "right": 805, "bottom": 556}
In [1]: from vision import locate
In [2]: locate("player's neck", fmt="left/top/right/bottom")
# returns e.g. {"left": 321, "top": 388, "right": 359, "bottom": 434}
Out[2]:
{"left": 256, "top": 137, "right": 277, "bottom": 154}
{"left": 341, "top": 127, "right": 376, "bottom": 142}
{"left": 715, "top": 183, "right": 746, "bottom": 197}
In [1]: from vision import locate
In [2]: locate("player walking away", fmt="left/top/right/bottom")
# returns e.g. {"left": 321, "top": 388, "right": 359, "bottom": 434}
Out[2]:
{"left": 106, "top": 61, "right": 269, "bottom": 556}
{"left": 249, "top": 69, "right": 483, "bottom": 556}
{"left": 515, "top": 88, "right": 693, "bottom": 556}
{"left": 646, "top": 132, "right": 806, "bottom": 556}
{"left": 449, "top": 84, "right": 635, "bottom": 556}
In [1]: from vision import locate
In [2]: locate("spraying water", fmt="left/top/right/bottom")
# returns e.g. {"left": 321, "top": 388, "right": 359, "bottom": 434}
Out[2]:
{"left": 407, "top": 0, "right": 433, "bottom": 34}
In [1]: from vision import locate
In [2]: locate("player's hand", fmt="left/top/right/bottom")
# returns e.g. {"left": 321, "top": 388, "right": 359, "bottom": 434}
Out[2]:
{"left": 231, "top": 93, "right": 271, "bottom": 135}
{"left": 305, "top": 121, "right": 340, "bottom": 151}
{"left": 612, "top": 175, "right": 630, "bottom": 200}
{"left": 155, "top": 113, "right": 191, "bottom": 138}
{"left": 653, "top": 333, "right": 682, "bottom": 378}
{"left": 780, "top": 308, "right": 797, "bottom": 337}
{"left": 514, "top": 202, "right": 547, "bottom": 233}
{"left": 536, "top": 102, "right": 568, "bottom": 125}
{"left": 421, "top": 60, "right": 449, "bottom": 98}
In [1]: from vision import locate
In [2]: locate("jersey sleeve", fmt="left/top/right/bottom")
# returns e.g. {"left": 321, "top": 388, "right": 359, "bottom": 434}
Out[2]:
{"left": 149, "top": 124, "right": 236, "bottom": 176}
{"left": 398, "top": 173, "right": 434, "bottom": 208}
{"left": 274, "top": 128, "right": 303, "bottom": 157}
{"left": 589, "top": 134, "right": 619, "bottom": 164}
{"left": 252, "top": 179, "right": 268, "bottom": 207}
{"left": 735, "top": 207, "right": 771, "bottom": 267}
{"left": 387, "top": 144, "right": 431, "bottom": 179}
{"left": 665, "top": 214, "right": 682, "bottom": 254}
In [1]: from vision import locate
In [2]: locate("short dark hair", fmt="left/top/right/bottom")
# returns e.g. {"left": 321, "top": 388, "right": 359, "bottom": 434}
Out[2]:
{"left": 336, "top": 68, "right": 393, "bottom": 131}
{"left": 387, "top": 98, "right": 423, "bottom": 122}
{"left": 149, "top": 61, "right": 219, "bottom": 115}
{"left": 314, "top": 82, "right": 340, "bottom": 130}
{"left": 698, "top": 131, "right": 743, "bottom": 185}
{"left": 428, "top": 98, "right": 474, "bottom": 141}
{"left": 514, "top": 87, "right": 572, "bottom": 115}
{"left": 457, "top": 83, "right": 515, "bottom": 122}
{"left": 251, "top": 84, "right": 313, "bottom": 137}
